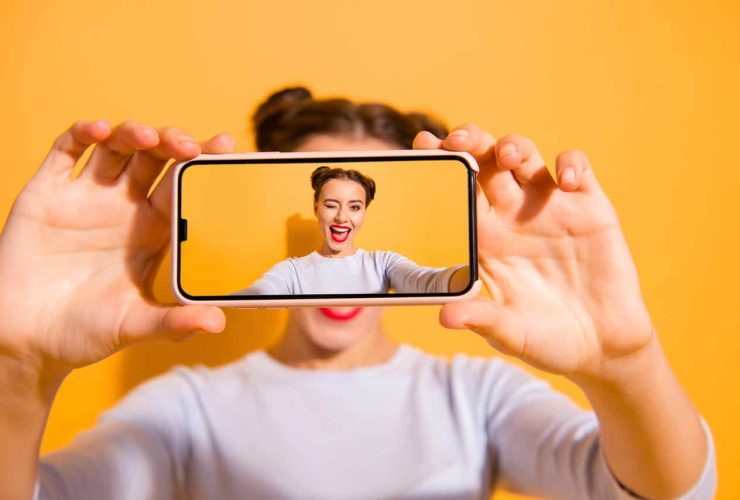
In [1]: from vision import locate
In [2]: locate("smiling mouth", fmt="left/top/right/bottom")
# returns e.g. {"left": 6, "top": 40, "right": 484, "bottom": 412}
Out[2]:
{"left": 330, "top": 225, "right": 351, "bottom": 243}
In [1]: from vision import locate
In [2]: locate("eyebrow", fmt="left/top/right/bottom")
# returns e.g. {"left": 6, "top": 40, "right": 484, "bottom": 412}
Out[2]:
{"left": 324, "top": 198, "right": 364, "bottom": 205}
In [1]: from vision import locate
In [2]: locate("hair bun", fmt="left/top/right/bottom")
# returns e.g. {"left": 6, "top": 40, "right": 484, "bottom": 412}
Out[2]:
{"left": 253, "top": 87, "right": 312, "bottom": 130}
{"left": 310, "top": 166, "right": 331, "bottom": 190}
{"left": 252, "top": 86, "right": 449, "bottom": 151}
{"left": 406, "top": 111, "right": 448, "bottom": 140}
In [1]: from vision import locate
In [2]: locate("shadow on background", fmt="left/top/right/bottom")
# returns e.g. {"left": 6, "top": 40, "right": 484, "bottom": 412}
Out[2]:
{"left": 286, "top": 213, "right": 322, "bottom": 257}
{"left": 119, "top": 214, "right": 322, "bottom": 394}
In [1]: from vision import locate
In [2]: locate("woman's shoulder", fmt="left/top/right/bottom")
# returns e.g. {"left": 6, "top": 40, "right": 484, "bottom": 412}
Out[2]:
{"left": 402, "top": 344, "right": 540, "bottom": 390}
{"left": 398, "top": 345, "right": 556, "bottom": 418}
{"left": 107, "top": 352, "right": 267, "bottom": 413}
{"left": 362, "top": 249, "right": 408, "bottom": 267}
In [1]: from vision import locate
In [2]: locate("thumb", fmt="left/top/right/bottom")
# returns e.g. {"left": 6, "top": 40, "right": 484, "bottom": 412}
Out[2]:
{"left": 120, "top": 303, "right": 226, "bottom": 344}
{"left": 439, "top": 298, "right": 524, "bottom": 357}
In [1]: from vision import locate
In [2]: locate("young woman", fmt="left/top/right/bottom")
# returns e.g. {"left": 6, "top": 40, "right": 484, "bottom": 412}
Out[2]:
{"left": 233, "top": 164, "right": 470, "bottom": 296}
{"left": 0, "top": 87, "right": 715, "bottom": 499}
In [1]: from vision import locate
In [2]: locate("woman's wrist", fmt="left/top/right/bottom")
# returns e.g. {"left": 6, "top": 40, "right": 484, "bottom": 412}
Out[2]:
{"left": 569, "top": 331, "right": 708, "bottom": 498}
{"left": 0, "top": 353, "right": 64, "bottom": 500}
{"left": 0, "top": 351, "right": 67, "bottom": 411}
{"left": 569, "top": 328, "right": 664, "bottom": 398}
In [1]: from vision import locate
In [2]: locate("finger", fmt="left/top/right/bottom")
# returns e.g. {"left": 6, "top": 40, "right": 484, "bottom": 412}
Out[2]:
{"left": 39, "top": 120, "right": 111, "bottom": 179}
{"left": 120, "top": 302, "right": 226, "bottom": 345}
{"left": 124, "top": 127, "right": 201, "bottom": 199}
{"left": 494, "top": 134, "right": 555, "bottom": 188}
{"left": 439, "top": 298, "right": 524, "bottom": 358}
{"left": 412, "top": 130, "right": 443, "bottom": 149}
{"left": 555, "top": 149, "right": 600, "bottom": 193}
{"left": 200, "top": 132, "right": 235, "bottom": 154}
{"left": 441, "top": 124, "right": 497, "bottom": 162}
{"left": 149, "top": 132, "right": 235, "bottom": 217}
{"left": 455, "top": 128, "right": 522, "bottom": 209}
{"left": 80, "top": 121, "right": 160, "bottom": 184}
{"left": 475, "top": 182, "right": 490, "bottom": 214}
{"left": 433, "top": 124, "right": 523, "bottom": 211}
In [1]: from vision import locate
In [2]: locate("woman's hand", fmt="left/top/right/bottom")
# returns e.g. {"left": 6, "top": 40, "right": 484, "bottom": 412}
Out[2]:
{"left": 0, "top": 120, "right": 233, "bottom": 378}
{"left": 415, "top": 125, "right": 654, "bottom": 381}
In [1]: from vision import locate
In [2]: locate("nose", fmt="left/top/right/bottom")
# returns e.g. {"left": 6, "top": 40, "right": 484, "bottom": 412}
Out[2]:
{"left": 334, "top": 207, "right": 348, "bottom": 223}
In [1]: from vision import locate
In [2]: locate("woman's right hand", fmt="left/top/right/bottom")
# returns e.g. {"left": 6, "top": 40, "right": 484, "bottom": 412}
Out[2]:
{"left": 0, "top": 120, "right": 233, "bottom": 379}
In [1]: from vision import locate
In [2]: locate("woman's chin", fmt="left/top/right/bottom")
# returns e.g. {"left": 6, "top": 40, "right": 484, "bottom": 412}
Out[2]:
{"left": 307, "top": 328, "right": 365, "bottom": 352}
{"left": 328, "top": 244, "right": 347, "bottom": 255}
{"left": 290, "top": 307, "right": 383, "bottom": 353}
{"left": 309, "top": 308, "right": 366, "bottom": 351}
{"left": 324, "top": 238, "right": 354, "bottom": 256}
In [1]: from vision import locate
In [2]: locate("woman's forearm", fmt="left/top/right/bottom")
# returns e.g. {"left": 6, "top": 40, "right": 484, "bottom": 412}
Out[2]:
{"left": 0, "top": 356, "right": 64, "bottom": 499}
{"left": 573, "top": 334, "right": 709, "bottom": 499}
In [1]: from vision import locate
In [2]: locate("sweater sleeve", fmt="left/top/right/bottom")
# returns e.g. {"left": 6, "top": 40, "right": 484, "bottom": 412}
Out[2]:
{"left": 35, "top": 368, "right": 198, "bottom": 500}
{"left": 231, "top": 259, "right": 296, "bottom": 295}
{"left": 482, "top": 360, "right": 717, "bottom": 500}
{"left": 381, "top": 251, "right": 466, "bottom": 294}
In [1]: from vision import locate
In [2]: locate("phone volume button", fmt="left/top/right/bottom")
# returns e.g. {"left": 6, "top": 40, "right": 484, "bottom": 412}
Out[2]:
{"left": 178, "top": 218, "right": 188, "bottom": 241}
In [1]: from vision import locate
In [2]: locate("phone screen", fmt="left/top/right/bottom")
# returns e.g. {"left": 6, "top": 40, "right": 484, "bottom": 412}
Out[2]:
{"left": 176, "top": 154, "right": 476, "bottom": 301}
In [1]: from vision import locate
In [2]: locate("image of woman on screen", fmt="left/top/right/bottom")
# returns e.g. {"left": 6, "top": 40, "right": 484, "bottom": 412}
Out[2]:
{"left": 232, "top": 166, "right": 470, "bottom": 295}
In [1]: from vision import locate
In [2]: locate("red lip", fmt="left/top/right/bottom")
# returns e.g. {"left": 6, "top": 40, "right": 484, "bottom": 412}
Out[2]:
{"left": 330, "top": 225, "right": 351, "bottom": 243}
{"left": 319, "top": 307, "right": 362, "bottom": 321}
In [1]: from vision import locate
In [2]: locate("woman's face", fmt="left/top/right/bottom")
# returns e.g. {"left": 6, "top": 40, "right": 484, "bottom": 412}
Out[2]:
{"left": 287, "top": 133, "right": 400, "bottom": 353}
{"left": 315, "top": 179, "right": 367, "bottom": 257}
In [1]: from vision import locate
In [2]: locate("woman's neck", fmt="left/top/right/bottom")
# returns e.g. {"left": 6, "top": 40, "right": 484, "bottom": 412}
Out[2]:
{"left": 317, "top": 244, "right": 358, "bottom": 258}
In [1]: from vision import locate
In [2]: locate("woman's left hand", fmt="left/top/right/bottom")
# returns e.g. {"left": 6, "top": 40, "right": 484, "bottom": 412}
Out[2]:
{"left": 414, "top": 125, "right": 654, "bottom": 381}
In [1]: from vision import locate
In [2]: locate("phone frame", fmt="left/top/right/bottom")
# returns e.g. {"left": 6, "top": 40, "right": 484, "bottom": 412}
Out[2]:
{"left": 171, "top": 149, "right": 481, "bottom": 308}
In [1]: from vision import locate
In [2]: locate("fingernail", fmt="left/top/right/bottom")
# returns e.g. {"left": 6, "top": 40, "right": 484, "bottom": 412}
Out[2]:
{"left": 561, "top": 167, "right": 576, "bottom": 185}
{"left": 216, "top": 132, "right": 234, "bottom": 145}
{"left": 140, "top": 126, "right": 158, "bottom": 142}
{"left": 499, "top": 143, "right": 517, "bottom": 158}
{"left": 177, "top": 134, "right": 198, "bottom": 145}
{"left": 447, "top": 129, "right": 469, "bottom": 139}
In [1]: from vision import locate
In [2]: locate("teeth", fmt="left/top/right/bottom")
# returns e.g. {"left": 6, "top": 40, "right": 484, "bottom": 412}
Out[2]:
{"left": 331, "top": 227, "right": 350, "bottom": 233}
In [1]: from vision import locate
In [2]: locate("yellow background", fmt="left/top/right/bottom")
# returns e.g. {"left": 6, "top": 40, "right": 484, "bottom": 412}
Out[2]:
{"left": 179, "top": 159, "right": 470, "bottom": 295}
{"left": 1, "top": 0, "right": 738, "bottom": 498}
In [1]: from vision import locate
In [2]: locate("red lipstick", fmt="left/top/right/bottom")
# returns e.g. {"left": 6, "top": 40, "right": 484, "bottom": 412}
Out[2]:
{"left": 319, "top": 307, "right": 362, "bottom": 321}
{"left": 329, "top": 225, "right": 351, "bottom": 243}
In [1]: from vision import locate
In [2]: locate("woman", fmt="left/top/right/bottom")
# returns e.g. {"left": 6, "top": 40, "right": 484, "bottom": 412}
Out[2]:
{"left": 234, "top": 164, "right": 470, "bottom": 295}
{"left": 0, "top": 87, "right": 715, "bottom": 499}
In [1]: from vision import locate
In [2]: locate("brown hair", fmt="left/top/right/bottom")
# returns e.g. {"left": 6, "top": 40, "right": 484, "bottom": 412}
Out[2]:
{"left": 252, "top": 86, "right": 448, "bottom": 152}
{"left": 311, "top": 166, "right": 376, "bottom": 207}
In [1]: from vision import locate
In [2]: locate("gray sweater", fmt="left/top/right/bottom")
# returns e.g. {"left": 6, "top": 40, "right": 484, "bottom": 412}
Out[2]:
{"left": 234, "top": 249, "right": 466, "bottom": 295}
{"left": 37, "top": 344, "right": 716, "bottom": 499}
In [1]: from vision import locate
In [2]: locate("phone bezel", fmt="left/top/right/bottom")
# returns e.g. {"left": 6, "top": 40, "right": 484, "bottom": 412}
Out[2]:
{"left": 171, "top": 150, "right": 481, "bottom": 307}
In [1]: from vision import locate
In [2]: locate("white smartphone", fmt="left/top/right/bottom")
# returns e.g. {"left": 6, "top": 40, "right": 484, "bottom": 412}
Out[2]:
{"left": 171, "top": 149, "right": 481, "bottom": 307}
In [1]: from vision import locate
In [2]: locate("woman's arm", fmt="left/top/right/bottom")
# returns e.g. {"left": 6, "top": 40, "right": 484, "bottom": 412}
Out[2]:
{"left": 230, "top": 260, "right": 295, "bottom": 295}
{"left": 36, "top": 369, "right": 196, "bottom": 500}
{"left": 480, "top": 355, "right": 715, "bottom": 499}
{"left": 0, "top": 358, "right": 59, "bottom": 499}
{"left": 383, "top": 252, "right": 469, "bottom": 294}
{"left": 416, "top": 126, "right": 714, "bottom": 499}
{"left": 574, "top": 334, "right": 711, "bottom": 498}
{"left": 0, "top": 121, "right": 233, "bottom": 498}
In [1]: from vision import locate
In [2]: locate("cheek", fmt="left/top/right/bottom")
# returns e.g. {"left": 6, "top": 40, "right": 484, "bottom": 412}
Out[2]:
{"left": 352, "top": 212, "right": 366, "bottom": 228}
{"left": 317, "top": 210, "right": 330, "bottom": 226}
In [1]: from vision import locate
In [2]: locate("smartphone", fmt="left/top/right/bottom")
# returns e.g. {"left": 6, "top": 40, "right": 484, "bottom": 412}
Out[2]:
{"left": 171, "top": 150, "right": 480, "bottom": 307}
